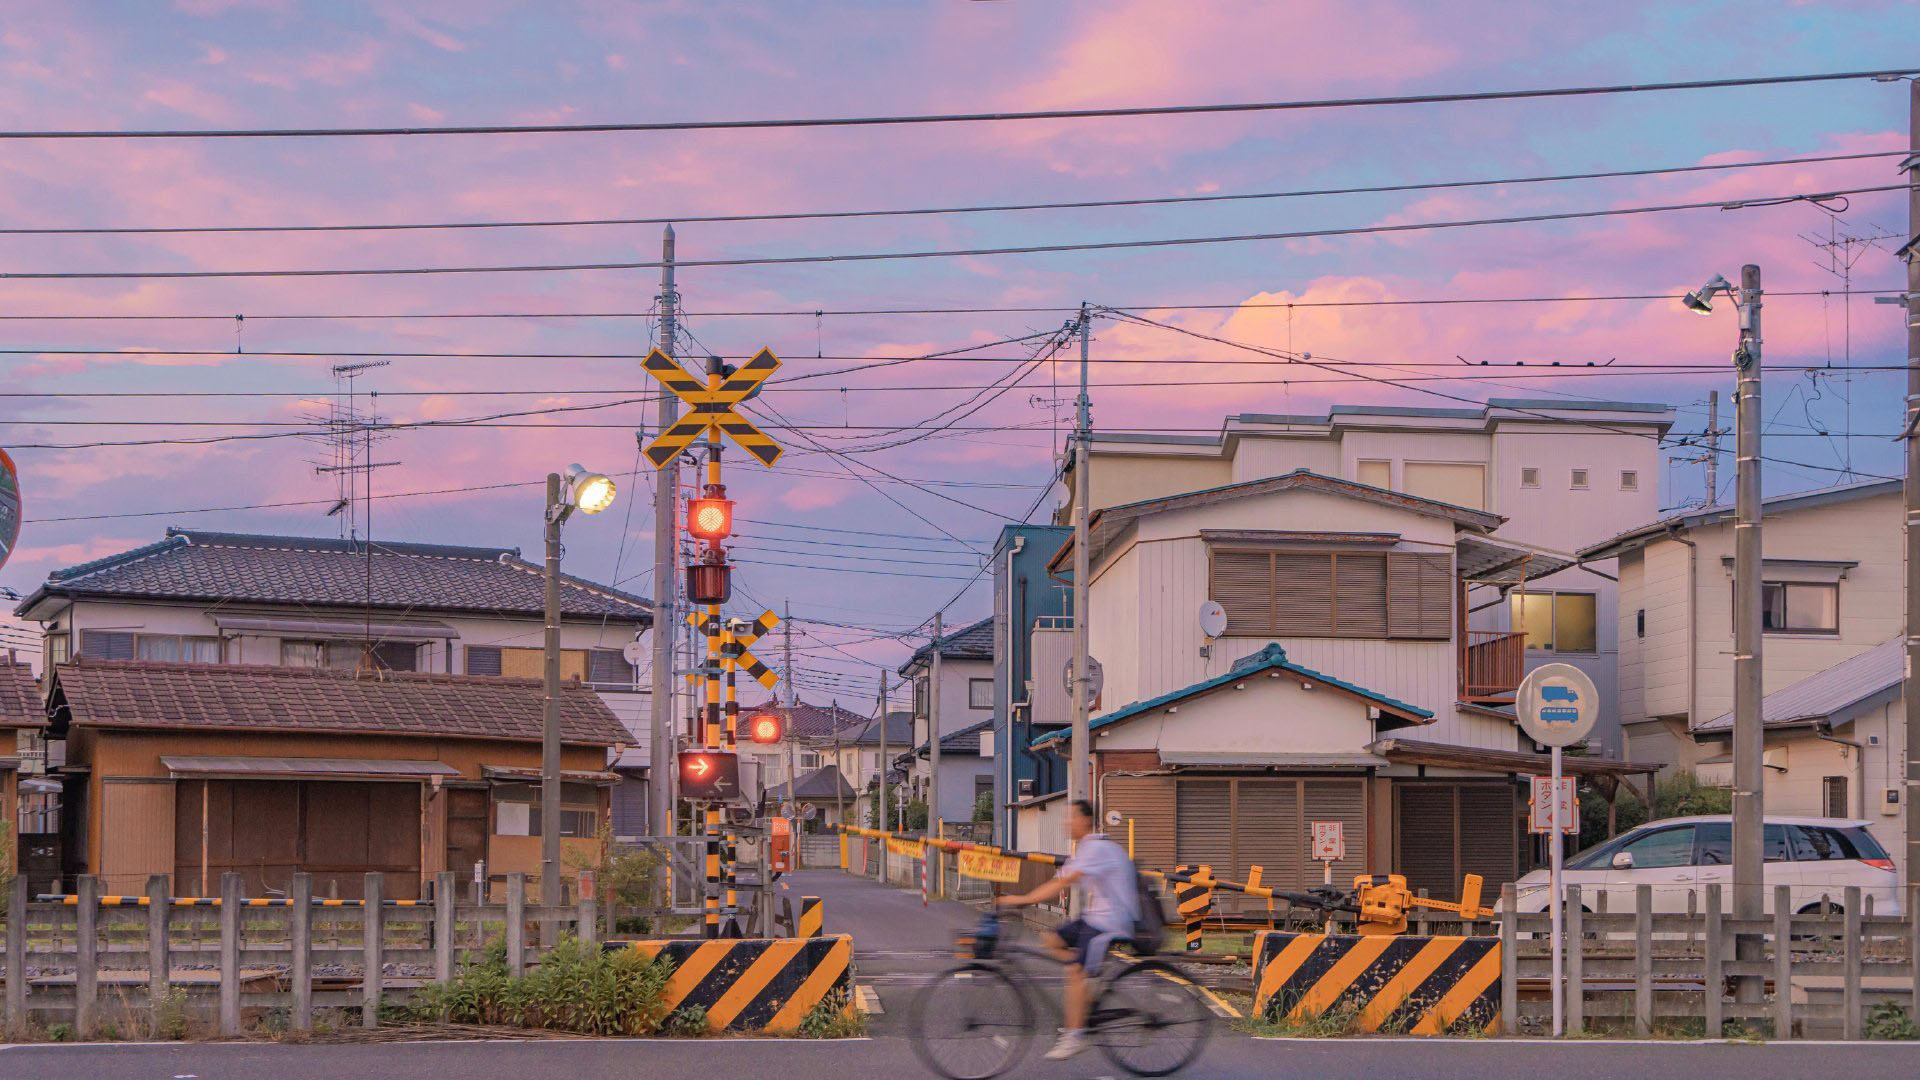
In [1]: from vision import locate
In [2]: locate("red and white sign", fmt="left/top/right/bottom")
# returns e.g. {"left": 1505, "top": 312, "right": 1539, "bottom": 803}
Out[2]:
{"left": 1310, "top": 820, "right": 1345, "bottom": 862}
{"left": 1529, "top": 776, "right": 1579, "bottom": 834}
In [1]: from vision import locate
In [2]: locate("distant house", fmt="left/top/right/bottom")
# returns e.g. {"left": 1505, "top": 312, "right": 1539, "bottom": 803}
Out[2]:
{"left": 899, "top": 617, "right": 996, "bottom": 827}
{"left": 741, "top": 699, "right": 867, "bottom": 817}
{"left": 990, "top": 524, "right": 1071, "bottom": 847}
{"left": 0, "top": 658, "right": 40, "bottom": 855}
{"left": 835, "top": 710, "right": 914, "bottom": 828}
{"left": 13, "top": 528, "right": 657, "bottom": 849}
{"left": 907, "top": 717, "right": 996, "bottom": 830}
{"left": 46, "top": 659, "right": 626, "bottom": 899}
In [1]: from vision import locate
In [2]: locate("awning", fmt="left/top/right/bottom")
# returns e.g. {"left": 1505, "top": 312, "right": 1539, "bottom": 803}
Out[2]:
{"left": 159, "top": 755, "right": 461, "bottom": 780}
{"left": 0, "top": 757, "right": 17, "bottom": 772}
{"left": 1455, "top": 535, "right": 1579, "bottom": 584}
{"left": 1367, "top": 738, "right": 1659, "bottom": 778}
{"left": 481, "top": 764, "right": 621, "bottom": 785}
{"left": 211, "top": 614, "right": 459, "bottom": 640}
{"left": 1157, "top": 751, "right": 1386, "bottom": 770}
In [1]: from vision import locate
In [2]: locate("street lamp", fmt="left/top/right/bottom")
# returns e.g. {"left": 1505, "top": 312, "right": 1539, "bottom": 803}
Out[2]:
{"left": 541, "top": 464, "right": 617, "bottom": 906}
{"left": 1681, "top": 265, "right": 1765, "bottom": 1005}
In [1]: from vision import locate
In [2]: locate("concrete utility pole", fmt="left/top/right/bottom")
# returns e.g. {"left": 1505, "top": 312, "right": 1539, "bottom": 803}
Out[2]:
{"left": 1904, "top": 79, "right": 1920, "bottom": 893}
{"left": 928, "top": 610, "right": 943, "bottom": 837}
{"left": 834, "top": 698, "right": 845, "bottom": 829}
{"left": 647, "top": 224, "right": 680, "bottom": 838}
{"left": 1731, "top": 264, "right": 1766, "bottom": 1004}
{"left": 1069, "top": 304, "right": 1093, "bottom": 814}
{"left": 878, "top": 668, "right": 891, "bottom": 831}
{"left": 1705, "top": 390, "right": 1720, "bottom": 504}
{"left": 541, "top": 473, "right": 565, "bottom": 901}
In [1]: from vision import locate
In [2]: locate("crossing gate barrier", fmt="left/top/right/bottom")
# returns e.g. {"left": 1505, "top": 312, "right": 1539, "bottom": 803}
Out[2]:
{"left": 627, "top": 934, "right": 854, "bottom": 1033}
{"left": 1171, "top": 864, "right": 1214, "bottom": 952}
{"left": 1252, "top": 930, "right": 1501, "bottom": 1035}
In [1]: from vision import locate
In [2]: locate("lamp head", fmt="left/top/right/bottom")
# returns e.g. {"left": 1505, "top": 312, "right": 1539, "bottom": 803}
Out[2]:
{"left": 1681, "top": 274, "right": 1731, "bottom": 316}
{"left": 564, "top": 463, "right": 617, "bottom": 515}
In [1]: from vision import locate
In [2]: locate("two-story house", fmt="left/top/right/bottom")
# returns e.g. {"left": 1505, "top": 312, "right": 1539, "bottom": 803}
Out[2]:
{"left": 1030, "top": 468, "right": 1658, "bottom": 900}
{"left": 1579, "top": 479, "right": 1906, "bottom": 863}
{"left": 990, "top": 523, "right": 1071, "bottom": 847}
{"left": 899, "top": 617, "right": 998, "bottom": 828}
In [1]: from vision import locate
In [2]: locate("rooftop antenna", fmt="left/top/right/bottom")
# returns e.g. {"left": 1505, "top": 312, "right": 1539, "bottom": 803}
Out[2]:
{"left": 1800, "top": 211, "right": 1901, "bottom": 481}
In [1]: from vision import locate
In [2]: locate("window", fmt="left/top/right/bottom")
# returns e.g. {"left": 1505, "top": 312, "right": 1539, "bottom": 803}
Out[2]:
{"left": 79, "top": 630, "right": 220, "bottom": 662}
{"left": 1760, "top": 582, "right": 1838, "bottom": 634}
{"left": 466, "top": 646, "right": 502, "bottom": 676}
{"left": 1616, "top": 825, "right": 1694, "bottom": 869}
{"left": 1786, "top": 824, "right": 1887, "bottom": 861}
{"left": 1507, "top": 592, "right": 1597, "bottom": 653}
{"left": 282, "top": 640, "right": 416, "bottom": 671}
{"left": 465, "top": 646, "right": 589, "bottom": 680}
{"left": 1570, "top": 468, "right": 1589, "bottom": 489}
{"left": 586, "top": 648, "right": 635, "bottom": 686}
{"left": 1520, "top": 467, "right": 1540, "bottom": 489}
{"left": 968, "top": 678, "right": 993, "bottom": 710}
{"left": 800, "top": 752, "right": 822, "bottom": 770}
{"left": 1823, "top": 776, "right": 1849, "bottom": 819}
{"left": 914, "top": 676, "right": 930, "bottom": 718}
{"left": 1620, "top": 470, "right": 1639, "bottom": 491}
{"left": 1635, "top": 609, "right": 1646, "bottom": 639}
{"left": 1693, "top": 822, "right": 1789, "bottom": 865}
{"left": 45, "top": 633, "right": 69, "bottom": 664}
{"left": 492, "top": 781, "right": 598, "bottom": 838}
{"left": 1355, "top": 459, "right": 1391, "bottom": 489}
{"left": 1208, "top": 547, "right": 1452, "bottom": 640}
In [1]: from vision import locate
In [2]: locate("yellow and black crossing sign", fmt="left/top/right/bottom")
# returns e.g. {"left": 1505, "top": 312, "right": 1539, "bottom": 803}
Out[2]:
{"left": 642, "top": 347, "right": 783, "bottom": 468}
{"left": 1172, "top": 864, "right": 1214, "bottom": 952}
{"left": 1251, "top": 930, "right": 1501, "bottom": 1035}
{"left": 627, "top": 934, "right": 853, "bottom": 1033}
{"left": 684, "top": 609, "right": 780, "bottom": 691}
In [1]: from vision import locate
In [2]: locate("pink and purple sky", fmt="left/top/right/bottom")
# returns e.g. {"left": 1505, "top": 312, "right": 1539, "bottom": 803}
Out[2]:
{"left": 1, "top": 1, "right": 1916, "bottom": 694}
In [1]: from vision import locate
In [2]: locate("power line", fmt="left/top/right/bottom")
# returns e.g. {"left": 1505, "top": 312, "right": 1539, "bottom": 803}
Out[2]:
{"left": 6, "top": 150, "right": 1897, "bottom": 236}
{"left": 0, "top": 184, "right": 1899, "bottom": 280}
{"left": 3, "top": 68, "right": 1909, "bottom": 139}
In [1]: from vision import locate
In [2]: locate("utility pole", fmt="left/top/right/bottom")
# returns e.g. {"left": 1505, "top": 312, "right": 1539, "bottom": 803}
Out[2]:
{"left": 541, "top": 473, "right": 565, "bottom": 904}
{"left": 928, "top": 610, "right": 943, "bottom": 838}
{"left": 1903, "top": 79, "right": 1920, "bottom": 894}
{"left": 1731, "top": 263, "right": 1766, "bottom": 1005}
{"left": 833, "top": 698, "right": 845, "bottom": 829}
{"left": 1069, "top": 304, "right": 1093, "bottom": 815}
{"left": 648, "top": 224, "right": 680, "bottom": 839}
{"left": 782, "top": 601, "right": 796, "bottom": 819}
{"left": 878, "top": 668, "right": 891, "bottom": 831}
{"left": 1705, "top": 390, "right": 1721, "bottom": 505}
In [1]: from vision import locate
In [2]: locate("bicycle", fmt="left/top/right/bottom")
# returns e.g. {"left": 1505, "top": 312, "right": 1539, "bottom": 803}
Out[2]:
{"left": 906, "top": 911, "right": 1215, "bottom": 1079}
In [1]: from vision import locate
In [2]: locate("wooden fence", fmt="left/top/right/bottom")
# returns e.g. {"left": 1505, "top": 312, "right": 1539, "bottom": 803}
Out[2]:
{"left": 1499, "top": 882, "right": 1920, "bottom": 1040}
{"left": 0, "top": 871, "right": 602, "bottom": 1037}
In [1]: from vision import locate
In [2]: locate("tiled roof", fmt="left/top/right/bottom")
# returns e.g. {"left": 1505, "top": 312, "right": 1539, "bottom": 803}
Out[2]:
{"left": 781, "top": 700, "right": 871, "bottom": 740}
{"left": 845, "top": 710, "right": 914, "bottom": 748}
{"left": 1032, "top": 642, "right": 1433, "bottom": 749}
{"left": 0, "top": 661, "right": 40, "bottom": 729}
{"left": 1697, "top": 638, "right": 1902, "bottom": 733}
{"left": 914, "top": 717, "right": 994, "bottom": 757}
{"left": 766, "top": 764, "right": 857, "bottom": 802}
{"left": 50, "top": 659, "right": 628, "bottom": 746}
{"left": 901, "top": 616, "right": 994, "bottom": 674}
{"left": 18, "top": 529, "right": 652, "bottom": 622}
{"left": 1577, "top": 479, "right": 1901, "bottom": 561}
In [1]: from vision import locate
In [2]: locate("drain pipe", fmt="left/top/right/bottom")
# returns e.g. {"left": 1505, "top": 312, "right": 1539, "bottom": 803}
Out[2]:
{"left": 1816, "top": 723, "right": 1868, "bottom": 819}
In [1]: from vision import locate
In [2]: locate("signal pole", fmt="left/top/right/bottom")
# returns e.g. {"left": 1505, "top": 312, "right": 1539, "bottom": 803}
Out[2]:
{"left": 648, "top": 225, "right": 680, "bottom": 839}
{"left": 928, "top": 610, "right": 942, "bottom": 838}
{"left": 1069, "top": 305, "right": 1093, "bottom": 817}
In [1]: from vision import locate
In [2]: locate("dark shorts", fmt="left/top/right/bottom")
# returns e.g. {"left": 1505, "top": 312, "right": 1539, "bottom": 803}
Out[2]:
{"left": 1054, "top": 918, "right": 1126, "bottom": 976}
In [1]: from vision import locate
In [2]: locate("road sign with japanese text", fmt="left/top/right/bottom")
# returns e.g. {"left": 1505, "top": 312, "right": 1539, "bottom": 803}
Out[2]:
{"left": 1310, "top": 821, "right": 1346, "bottom": 863}
{"left": 958, "top": 849, "right": 1022, "bottom": 884}
{"left": 1529, "top": 775, "right": 1579, "bottom": 834}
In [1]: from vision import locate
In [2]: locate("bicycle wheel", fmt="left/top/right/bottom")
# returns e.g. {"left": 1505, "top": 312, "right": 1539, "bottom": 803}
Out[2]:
{"left": 1092, "top": 959, "right": 1215, "bottom": 1077}
{"left": 907, "top": 963, "right": 1036, "bottom": 1080}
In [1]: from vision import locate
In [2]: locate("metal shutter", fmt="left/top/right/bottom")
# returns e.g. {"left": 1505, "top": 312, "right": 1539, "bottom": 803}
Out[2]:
{"left": 1209, "top": 550, "right": 1273, "bottom": 634}
{"left": 465, "top": 646, "right": 502, "bottom": 676}
{"left": 1104, "top": 774, "right": 1176, "bottom": 871}
{"left": 1302, "top": 779, "right": 1368, "bottom": 887}
{"left": 1387, "top": 552, "right": 1454, "bottom": 640}
{"left": 1396, "top": 785, "right": 1458, "bottom": 897}
{"left": 79, "top": 630, "right": 134, "bottom": 660}
{"left": 1175, "top": 779, "right": 1233, "bottom": 877}
{"left": 588, "top": 648, "right": 635, "bottom": 685}
{"left": 1458, "top": 784, "right": 1518, "bottom": 890}
{"left": 1272, "top": 552, "right": 1334, "bottom": 635}
{"left": 1234, "top": 780, "right": 1303, "bottom": 893}
{"left": 1332, "top": 553, "right": 1388, "bottom": 637}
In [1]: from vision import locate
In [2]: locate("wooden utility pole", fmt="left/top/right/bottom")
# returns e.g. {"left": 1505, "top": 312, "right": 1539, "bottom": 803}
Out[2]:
{"left": 647, "top": 224, "right": 679, "bottom": 838}
{"left": 928, "top": 610, "right": 943, "bottom": 837}
{"left": 1731, "top": 264, "right": 1765, "bottom": 1005}
{"left": 1069, "top": 305, "right": 1093, "bottom": 813}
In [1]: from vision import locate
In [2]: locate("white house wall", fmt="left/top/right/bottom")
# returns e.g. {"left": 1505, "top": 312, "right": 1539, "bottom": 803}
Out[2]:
{"left": 1227, "top": 437, "right": 1342, "bottom": 484}
{"left": 1091, "top": 675, "right": 1377, "bottom": 756}
{"left": 1638, "top": 540, "right": 1695, "bottom": 721}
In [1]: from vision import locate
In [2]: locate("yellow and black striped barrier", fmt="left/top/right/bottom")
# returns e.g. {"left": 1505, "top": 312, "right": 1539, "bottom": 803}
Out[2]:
{"left": 1252, "top": 930, "right": 1501, "bottom": 1035}
{"left": 38, "top": 895, "right": 430, "bottom": 907}
{"left": 796, "top": 895, "right": 823, "bottom": 939}
{"left": 628, "top": 934, "right": 854, "bottom": 1033}
{"left": 1171, "top": 865, "right": 1214, "bottom": 952}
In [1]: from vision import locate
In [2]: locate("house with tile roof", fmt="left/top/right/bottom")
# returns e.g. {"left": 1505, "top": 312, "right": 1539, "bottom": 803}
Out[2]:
{"left": 0, "top": 658, "right": 42, "bottom": 860}
{"left": 899, "top": 616, "right": 996, "bottom": 827}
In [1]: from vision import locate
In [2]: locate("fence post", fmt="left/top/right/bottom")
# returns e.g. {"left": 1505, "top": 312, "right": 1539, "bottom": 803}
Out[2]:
{"left": 507, "top": 874, "right": 527, "bottom": 977}
{"left": 435, "top": 871, "right": 455, "bottom": 984}
{"left": 1633, "top": 884, "right": 1652, "bottom": 1037}
{"left": 290, "top": 872, "right": 312, "bottom": 1033}
{"left": 578, "top": 894, "right": 599, "bottom": 950}
{"left": 1773, "top": 884, "right": 1793, "bottom": 1040}
{"left": 4, "top": 872, "right": 25, "bottom": 1034}
{"left": 360, "top": 873, "right": 384, "bottom": 1029}
{"left": 1565, "top": 884, "right": 1583, "bottom": 1035}
{"left": 218, "top": 872, "right": 241, "bottom": 1037}
{"left": 1415, "top": 888, "right": 1430, "bottom": 936}
{"left": 1499, "top": 883, "right": 1517, "bottom": 1035}
{"left": 1843, "top": 886, "right": 1862, "bottom": 1040}
{"left": 74, "top": 875, "right": 97, "bottom": 1038}
{"left": 146, "top": 873, "right": 170, "bottom": 1013}
{"left": 1704, "top": 883, "right": 1724, "bottom": 1037}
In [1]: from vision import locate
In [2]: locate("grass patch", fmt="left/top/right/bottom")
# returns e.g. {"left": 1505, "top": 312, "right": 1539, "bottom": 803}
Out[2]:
{"left": 408, "top": 935, "right": 671, "bottom": 1036}
{"left": 1867, "top": 1002, "right": 1920, "bottom": 1041}
{"left": 794, "top": 988, "right": 866, "bottom": 1039}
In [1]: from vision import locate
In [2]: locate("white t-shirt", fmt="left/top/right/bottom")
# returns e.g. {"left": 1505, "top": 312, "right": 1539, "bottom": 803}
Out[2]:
{"left": 1063, "top": 832, "right": 1140, "bottom": 936}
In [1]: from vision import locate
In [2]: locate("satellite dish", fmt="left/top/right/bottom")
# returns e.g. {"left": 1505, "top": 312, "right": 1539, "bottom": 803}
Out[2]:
{"left": 621, "top": 640, "right": 648, "bottom": 666}
{"left": 1199, "top": 600, "right": 1228, "bottom": 639}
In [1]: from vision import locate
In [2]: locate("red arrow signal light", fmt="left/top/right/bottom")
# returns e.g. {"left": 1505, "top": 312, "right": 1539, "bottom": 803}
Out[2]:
{"left": 678, "top": 749, "right": 741, "bottom": 802}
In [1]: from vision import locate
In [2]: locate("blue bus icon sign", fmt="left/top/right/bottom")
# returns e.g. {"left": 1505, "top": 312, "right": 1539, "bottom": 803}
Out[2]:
{"left": 1537, "top": 684, "right": 1580, "bottom": 725}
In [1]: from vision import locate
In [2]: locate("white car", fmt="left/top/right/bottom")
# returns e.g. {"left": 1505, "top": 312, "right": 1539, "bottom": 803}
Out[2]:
{"left": 1509, "top": 815, "right": 1900, "bottom": 916}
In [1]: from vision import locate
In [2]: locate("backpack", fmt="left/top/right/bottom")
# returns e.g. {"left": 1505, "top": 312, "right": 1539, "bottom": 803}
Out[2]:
{"left": 1132, "top": 869, "right": 1168, "bottom": 954}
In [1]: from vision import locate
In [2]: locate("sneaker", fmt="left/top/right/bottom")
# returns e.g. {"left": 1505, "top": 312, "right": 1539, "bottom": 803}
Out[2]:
{"left": 1043, "top": 1029, "right": 1088, "bottom": 1061}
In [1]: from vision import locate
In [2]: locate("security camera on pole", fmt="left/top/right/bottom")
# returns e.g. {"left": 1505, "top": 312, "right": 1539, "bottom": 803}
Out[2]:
{"left": 1516, "top": 662, "right": 1599, "bottom": 1039}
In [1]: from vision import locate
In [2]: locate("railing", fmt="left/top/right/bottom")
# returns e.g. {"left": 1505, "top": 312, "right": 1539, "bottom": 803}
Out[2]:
{"left": 1461, "top": 629, "right": 1526, "bottom": 701}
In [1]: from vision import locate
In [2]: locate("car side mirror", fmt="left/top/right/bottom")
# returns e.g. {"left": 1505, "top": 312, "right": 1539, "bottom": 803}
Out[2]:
{"left": 1611, "top": 851, "right": 1634, "bottom": 870}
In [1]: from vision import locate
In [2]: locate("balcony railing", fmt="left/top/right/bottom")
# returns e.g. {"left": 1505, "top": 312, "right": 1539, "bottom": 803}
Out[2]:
{"left": 1460, "top": 629, "right": 1526, "bottom": 703}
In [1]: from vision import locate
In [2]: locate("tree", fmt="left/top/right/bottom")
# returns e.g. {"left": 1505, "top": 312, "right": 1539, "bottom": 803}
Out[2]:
{"left": 1577, "top": 771, "right": 1732, "bottom": 850}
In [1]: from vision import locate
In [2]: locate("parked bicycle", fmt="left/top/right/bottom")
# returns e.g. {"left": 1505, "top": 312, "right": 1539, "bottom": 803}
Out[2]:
{"left": 907, "top": 911, "right": 1214, "bottom": 1078}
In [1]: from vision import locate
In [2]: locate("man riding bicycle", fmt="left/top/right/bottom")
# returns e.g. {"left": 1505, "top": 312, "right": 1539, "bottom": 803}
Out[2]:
{"left": 995, "top": 798, "right": 1139, "bottom": 1061}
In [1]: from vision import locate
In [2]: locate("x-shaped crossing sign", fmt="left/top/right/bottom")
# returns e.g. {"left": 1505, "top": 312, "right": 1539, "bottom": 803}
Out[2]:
{"left": 642, "top": 347, "right": 783, "bottom": 468}
{"left": 687, "top": 609, "right": 781, "bottom": 690}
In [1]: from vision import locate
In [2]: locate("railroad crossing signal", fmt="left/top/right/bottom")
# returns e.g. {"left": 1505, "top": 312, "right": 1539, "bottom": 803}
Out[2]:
{"left": 685, "top": 610, "right": 780, "bottom": 690}
{"left": 679, "top": 749, "right": 742, "bottom": 802}
{"left": 641, "top": 347, "right": 783, "bottom": 468}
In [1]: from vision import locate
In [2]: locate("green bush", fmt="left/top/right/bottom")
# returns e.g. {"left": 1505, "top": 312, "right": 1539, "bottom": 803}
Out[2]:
{"left": 972, "top": 790, "right": 993, "bottom": 823}
{"left": 1578, "top": 770, "right": 1732, "bottom": 850}
{"left": 796, "top": 988, "right": 865, "bottom": 1039}
{"left": 1866, "top": 1002, "right": 1920, "bottom": 1040}
{"left": 410, "top": 936, "right": 671, "bottom": 1036}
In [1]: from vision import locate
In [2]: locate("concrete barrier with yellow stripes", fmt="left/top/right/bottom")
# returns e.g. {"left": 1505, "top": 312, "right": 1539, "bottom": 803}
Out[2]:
{"left": 628, "top": 934, "right": 854, "bottom": 1033}
{"left": 1171, "top": 865, "right": 1214, "bottom": 952}
{"left": 1252, "top": 930, "right": 1501, "bottom": 1035}
{"left": 796, "top": 895, "right": 823, "bottom": 939}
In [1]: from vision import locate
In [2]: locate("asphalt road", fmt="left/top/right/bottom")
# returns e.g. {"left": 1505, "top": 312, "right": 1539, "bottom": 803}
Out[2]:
{"left": 6, "top": 869, "right": 1918, "bottom": 1078}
